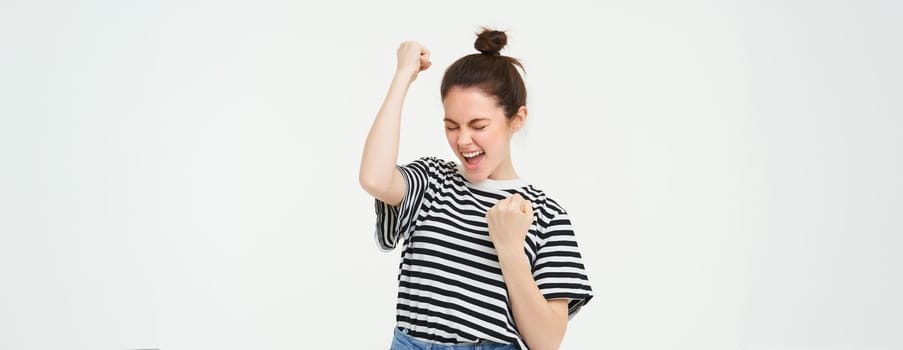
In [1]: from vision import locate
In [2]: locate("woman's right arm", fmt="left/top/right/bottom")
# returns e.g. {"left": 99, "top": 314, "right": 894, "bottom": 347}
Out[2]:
{"left": 359, "top": 41, "right": 431, "bottom": 206}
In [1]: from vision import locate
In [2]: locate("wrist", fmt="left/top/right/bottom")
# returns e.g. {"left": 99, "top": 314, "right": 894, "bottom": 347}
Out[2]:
{"left": 496, "top": 245, "right": 530, "bottom": 275}
{"left": 495, "top": 244, "right": 526, "bottom": 262}
{"left": 394, "top": 68, "right": 417, "bottom": 83}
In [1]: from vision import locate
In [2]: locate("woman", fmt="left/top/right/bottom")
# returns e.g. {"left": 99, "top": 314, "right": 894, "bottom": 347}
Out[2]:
{"left": 359, "top": 28, "right": 593, "bottom": 350}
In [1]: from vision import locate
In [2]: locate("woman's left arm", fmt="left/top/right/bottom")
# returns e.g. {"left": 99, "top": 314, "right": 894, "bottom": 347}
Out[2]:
{"left": 498, "top": 248, "right": 569, "bottom": 350}
{"left": 487, "top": 194, "right": 569, "bottom": 350}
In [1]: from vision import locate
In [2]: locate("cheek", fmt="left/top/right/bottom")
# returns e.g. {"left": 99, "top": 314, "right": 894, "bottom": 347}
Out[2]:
{"left": 445, "top": 131, "right": 456, "bottom": 145}
{"left": 479, "top": 130, "right": 505, "bottom": 149}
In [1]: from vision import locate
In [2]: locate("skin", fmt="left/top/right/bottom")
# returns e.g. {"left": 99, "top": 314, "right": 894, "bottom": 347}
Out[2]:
{"left": 359, "top": 40, "right": 569, "bottom": 350}
{"left": 443, "top": 85, "right": 525, "bottom": 182}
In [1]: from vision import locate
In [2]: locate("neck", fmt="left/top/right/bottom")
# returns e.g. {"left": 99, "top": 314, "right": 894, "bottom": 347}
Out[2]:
{"left": 489, "top": 156, "right": 518, "bottom": 180}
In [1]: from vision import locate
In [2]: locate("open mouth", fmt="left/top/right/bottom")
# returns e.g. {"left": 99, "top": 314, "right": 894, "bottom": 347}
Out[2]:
{"left": 462, "top": 150, "right": 485, "bottom": 169}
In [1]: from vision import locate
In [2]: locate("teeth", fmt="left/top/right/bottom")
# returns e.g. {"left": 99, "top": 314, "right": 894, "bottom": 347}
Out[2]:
{"left": 463, "top": 151, "right": 484, "bottom": 158}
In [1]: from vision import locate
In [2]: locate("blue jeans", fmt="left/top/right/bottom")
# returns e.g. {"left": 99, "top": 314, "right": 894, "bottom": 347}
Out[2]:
{"left": 391, "top": 327, "right": 517, "bottom": 350}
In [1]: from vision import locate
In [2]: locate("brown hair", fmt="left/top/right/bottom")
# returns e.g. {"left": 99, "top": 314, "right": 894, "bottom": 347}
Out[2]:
{"left": 440, "top": 27, "right": 527, "bottom": 119}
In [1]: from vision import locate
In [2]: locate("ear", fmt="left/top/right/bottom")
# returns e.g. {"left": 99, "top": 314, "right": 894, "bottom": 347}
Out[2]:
{"left": 510, "top": 106, "right": 528, "bottom": 133}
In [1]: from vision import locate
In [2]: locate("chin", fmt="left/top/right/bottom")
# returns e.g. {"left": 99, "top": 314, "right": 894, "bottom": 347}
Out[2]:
{"left": 461, "top": 167, "right": 486, "bottom": 182}
{"left": 458, "top": 155, "right": 494, "bottom": 182}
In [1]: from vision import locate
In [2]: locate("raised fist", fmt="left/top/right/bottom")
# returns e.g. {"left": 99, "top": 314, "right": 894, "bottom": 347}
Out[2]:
{"left": 396, "top": 41, "right": 431, "bottom": 82}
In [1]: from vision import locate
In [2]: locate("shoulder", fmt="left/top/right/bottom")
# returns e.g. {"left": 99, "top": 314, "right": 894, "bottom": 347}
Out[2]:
{"left": 523, "top": 187, "right": 579, "bottom": 242}
{"left": 403, "top": 156, "right": 459, "bottom": 177}
{"left": 521, "top": 185, "right": 569, "bottom": 225}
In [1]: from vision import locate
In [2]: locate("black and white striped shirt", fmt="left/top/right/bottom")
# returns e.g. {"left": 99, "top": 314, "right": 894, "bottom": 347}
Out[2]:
{"left": 374, "top": 157, "right": 593, "bottom": 349}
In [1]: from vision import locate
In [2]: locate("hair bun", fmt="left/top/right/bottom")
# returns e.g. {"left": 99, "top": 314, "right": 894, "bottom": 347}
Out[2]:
{"left": 474, "top": 28, "right": 507, "bottom": 56}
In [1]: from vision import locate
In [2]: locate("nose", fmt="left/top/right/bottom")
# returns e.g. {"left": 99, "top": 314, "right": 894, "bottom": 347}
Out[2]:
{"left": 456, "top": 129, "right": 472, "bottom": 148}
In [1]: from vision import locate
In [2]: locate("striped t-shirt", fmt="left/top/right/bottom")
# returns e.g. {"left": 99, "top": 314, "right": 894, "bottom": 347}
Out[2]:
{"left": 373, "top": 156, "right": 593, "bottom": 349}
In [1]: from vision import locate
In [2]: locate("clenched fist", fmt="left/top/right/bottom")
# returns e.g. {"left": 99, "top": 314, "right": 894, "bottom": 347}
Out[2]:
{"left": 396, "top": 41, "right": 431, "bottom": 83}
{"left": 486, "top": 193, "right": 533, "bottom": 255}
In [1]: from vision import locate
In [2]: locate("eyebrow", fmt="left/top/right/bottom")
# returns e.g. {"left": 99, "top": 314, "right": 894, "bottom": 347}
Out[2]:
{"left": 443, "top": 117, "right": 490, "bottom": 125}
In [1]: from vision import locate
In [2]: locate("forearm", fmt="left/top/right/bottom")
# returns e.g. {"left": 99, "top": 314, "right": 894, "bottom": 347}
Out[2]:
{"left": 359, "top": 71, "right": 413, "bottom": 193}
{"left": 497, "top": 247, "right": 568, "bottom": 350}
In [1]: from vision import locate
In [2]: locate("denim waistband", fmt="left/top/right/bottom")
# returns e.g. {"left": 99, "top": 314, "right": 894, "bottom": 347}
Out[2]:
{"left": 391, "top": 327, "right": 516, "bottom": 350}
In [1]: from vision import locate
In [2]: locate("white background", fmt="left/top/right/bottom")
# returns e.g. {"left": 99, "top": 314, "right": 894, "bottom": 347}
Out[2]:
{"left": 1, "top": 0, "right": 900, "bottom": 349}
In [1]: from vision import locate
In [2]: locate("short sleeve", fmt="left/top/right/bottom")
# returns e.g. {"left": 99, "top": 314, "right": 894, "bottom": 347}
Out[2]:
{"left": 373, "top": 157, "right": 442, "bottom": 251}
{"left": 533, "top": 211, "right": 594, "bottom": 319}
